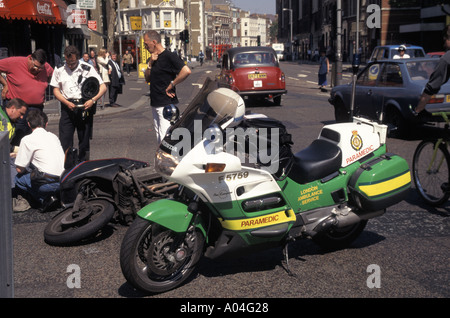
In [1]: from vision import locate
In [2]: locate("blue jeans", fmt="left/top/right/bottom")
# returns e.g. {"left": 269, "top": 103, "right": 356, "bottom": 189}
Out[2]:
{"left": 15, "top": 173, "right": 60, "bottom": 204}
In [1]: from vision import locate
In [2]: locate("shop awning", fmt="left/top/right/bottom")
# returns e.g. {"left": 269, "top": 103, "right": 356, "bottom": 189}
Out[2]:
{"left": 1, "top": 0, "right": 67, "bottom": 24}
{"left": 51, "top": 0, "right": 67, "bottom": 24}
{"left": 0, "top": 1, "right": 11, "bottom": 18}
{"left": 66, "top": 24, "right": 91, "bottom": 39}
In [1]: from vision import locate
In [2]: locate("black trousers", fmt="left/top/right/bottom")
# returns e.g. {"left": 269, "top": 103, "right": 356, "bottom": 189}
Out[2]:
{"left": 109, "top": 85, "right": 120, "bottom": 104}
{"left": 59, "top": 106, "right": 93, "bottom": 162}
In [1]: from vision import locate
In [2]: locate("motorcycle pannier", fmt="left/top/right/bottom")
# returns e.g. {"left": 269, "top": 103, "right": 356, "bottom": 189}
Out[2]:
{"left": 348, "top": 154, "right": 411, "bottom": 211}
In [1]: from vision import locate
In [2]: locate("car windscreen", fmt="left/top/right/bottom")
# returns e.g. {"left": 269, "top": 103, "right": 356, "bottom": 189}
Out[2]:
{"left": 406, "top": 60, "right": 438, "bottom": 81}
{"left": 402, "top": 49, "right": 425, "bottom": 58}
{"left": 233, "top": 52, "right": 278, "bottom": 68}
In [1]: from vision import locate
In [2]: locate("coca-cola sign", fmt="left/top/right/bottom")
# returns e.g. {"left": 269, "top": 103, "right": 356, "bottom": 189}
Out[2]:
{"left": 37, "top": 1, "right": 53, "bottom": 16}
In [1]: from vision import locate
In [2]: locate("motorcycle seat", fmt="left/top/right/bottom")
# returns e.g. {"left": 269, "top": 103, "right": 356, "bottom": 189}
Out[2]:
{"left": 289, "top": 139, "right": 342, "bottom": 184}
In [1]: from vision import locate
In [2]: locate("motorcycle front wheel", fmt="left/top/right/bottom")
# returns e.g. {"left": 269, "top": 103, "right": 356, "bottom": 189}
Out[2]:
{"left": 44, "top": 199, "right": 115, "bottom": 245}
{"left": 120, "top": 217, "right": 205, "bottom": 294}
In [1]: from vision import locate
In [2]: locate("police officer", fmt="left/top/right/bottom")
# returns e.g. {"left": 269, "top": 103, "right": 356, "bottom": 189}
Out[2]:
{"left": 50, "top": 45, "right": 106, "bottom": 162}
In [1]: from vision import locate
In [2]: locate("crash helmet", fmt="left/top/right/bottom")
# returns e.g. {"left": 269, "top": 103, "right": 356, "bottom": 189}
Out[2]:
{"left": 205, "top": 88, "right": 245, "bottom": 128}
{"left": 398, "top": 45, "right": 407, "bottom": 52}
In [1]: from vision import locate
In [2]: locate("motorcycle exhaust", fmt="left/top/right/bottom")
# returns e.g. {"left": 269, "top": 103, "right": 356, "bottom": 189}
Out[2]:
{"left": 312, "top": 207, "right": 385, "bottom": 234}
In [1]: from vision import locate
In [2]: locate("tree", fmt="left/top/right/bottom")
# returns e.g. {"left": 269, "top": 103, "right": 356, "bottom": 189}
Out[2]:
{"left": 105, "top": 0, "right": 116, "bottom": 53}
{"left": 269, "top": 20, "right": 278, "bottom": 43}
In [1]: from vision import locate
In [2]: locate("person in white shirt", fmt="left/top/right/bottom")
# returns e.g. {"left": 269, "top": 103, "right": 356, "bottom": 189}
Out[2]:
{"left": 50, "top": 45, "right": 107, "bottom": 162}
{"left": 14, "top": 109, "right": 65, "bottom": 211}
{"left": 393, "top": 45, "right": 410, "bottom": 59}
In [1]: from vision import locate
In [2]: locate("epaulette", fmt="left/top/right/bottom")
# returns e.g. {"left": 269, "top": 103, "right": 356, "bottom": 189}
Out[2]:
{"left": 81, "top": 63, "right": 92, "bottom": 71}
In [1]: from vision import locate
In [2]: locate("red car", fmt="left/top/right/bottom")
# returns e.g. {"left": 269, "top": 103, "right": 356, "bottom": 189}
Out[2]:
{"left": 217, "top": 47, "right": 287, "bottom": 105}
{"left": 427, "top": 51, "right": 445, "bottom": 58}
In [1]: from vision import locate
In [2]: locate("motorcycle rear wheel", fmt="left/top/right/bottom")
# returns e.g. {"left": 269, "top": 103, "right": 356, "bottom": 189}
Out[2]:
{"left": 44, "top": 199, "right": 115, "bottom": 245}
{"left": 312, "top": 220, "right": 367, "bottom": 250}
{"left": 120, "top": 217, "right": 204, "bottom": 294}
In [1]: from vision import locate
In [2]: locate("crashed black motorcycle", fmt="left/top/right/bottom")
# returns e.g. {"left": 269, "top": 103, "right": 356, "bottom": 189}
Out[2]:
{"left": 44, "top": 156, "right": 176, "bottom": 245}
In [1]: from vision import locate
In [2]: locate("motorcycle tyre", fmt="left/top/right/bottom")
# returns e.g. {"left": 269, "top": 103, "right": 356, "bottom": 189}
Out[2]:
{"left": 312, "top": 220, "right": 368, "bottom": 251}
{"left": 120, "top": 217, "right": 205, "bottom": 294}
{"left": 44, "top": 199, "right": 115, "bottom": 246}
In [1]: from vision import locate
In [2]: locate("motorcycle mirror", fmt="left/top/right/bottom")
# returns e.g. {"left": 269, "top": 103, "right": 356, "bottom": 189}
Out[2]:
{"left": 205, "top": 124, "right": 222, "bottom": 143}
{"left": 204, "top": 124, "right": 223, "bottom": 154}
{"left": 163, "top": 104, "right": 180, "bottom": 124}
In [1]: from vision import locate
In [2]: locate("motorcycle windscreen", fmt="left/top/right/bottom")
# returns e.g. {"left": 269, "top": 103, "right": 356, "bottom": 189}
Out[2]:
{"left": 159, "top": 78, "right": 236, "bottom": 158}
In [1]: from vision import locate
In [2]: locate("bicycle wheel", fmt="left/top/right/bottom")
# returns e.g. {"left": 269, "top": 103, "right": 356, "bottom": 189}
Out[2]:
{"left": 412, "top": 140, "right": 450, "bottom": 206}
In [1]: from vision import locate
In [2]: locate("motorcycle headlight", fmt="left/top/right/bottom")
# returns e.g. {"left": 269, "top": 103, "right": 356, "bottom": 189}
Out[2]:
{"left": 155, "top": 149, "right": 179, "bottom": 177}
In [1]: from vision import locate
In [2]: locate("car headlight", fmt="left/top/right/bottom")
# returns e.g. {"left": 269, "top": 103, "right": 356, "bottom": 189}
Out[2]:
{"left": 155, "top": 149, "right": 179, "bottom": 177}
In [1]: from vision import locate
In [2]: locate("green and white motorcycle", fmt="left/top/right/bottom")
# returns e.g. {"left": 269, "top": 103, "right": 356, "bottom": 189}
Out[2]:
{"left": 120, "top": 78, "right": 411, "bottom": 294}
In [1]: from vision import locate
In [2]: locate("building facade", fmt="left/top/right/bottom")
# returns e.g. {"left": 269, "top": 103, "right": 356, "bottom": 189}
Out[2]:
{"left": 277, "top": 0, "right": 449, "bottom": 62}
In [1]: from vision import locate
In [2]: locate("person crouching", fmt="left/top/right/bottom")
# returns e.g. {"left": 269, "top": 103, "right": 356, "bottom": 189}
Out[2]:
{"left": 14, "top": 109, "right": 65, "bottom": 212}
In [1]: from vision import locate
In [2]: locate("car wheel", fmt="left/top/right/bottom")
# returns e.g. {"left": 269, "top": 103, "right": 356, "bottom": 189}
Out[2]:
{"left": 273, "top": 95, "right": 282, "bottom": 106}
{"left": 334, "top": 99, "right": 350, "bottom": 122}
{"left": 385, "top": 107, "right": 408, "bottom": 137}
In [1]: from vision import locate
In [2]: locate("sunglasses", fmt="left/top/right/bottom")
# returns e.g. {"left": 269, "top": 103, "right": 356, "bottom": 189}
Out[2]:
{"left": 31, "top": 60, "right": 44, "bottom": 70}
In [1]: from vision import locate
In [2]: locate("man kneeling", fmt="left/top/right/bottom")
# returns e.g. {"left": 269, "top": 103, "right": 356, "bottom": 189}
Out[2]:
{"left": 14, "top": 109, "right": 65, "bottom": 212}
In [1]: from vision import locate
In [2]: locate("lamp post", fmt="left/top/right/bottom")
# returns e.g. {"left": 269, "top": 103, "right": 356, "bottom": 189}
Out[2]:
{"left": 282, "top": 8, "right": 293, "bottom": 60}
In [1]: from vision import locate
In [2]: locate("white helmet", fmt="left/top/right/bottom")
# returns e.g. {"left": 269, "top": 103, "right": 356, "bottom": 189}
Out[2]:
{"left": 205, "top": 88, "right": 245, "bottom": 128}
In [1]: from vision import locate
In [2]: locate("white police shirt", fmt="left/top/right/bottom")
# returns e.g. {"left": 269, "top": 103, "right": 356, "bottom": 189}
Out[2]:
{"left": 50, "top": 61, "right": 103, "bottom": 100}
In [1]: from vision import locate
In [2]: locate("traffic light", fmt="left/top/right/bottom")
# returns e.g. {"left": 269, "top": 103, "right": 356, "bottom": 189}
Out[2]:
{"left": 183, "top": 29, "right": 189, "bottom": 43}
{"left": 179, "top": 31, "right": 184, "bottom": 42}
{"left": 257, "top": 35, "right": 261, "bottom": 46}
{"left": 164, "top": 36, "right": 170, "bottom": 47}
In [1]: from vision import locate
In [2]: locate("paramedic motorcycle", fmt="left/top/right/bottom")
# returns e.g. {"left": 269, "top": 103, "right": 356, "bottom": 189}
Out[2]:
{"left": 120, "top": 79, "right": 411, "bottom": 294}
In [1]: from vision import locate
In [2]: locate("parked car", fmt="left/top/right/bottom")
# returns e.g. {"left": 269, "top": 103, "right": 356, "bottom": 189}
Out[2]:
{"left": 427, "top": 51, "right": 445, "bottom": 58}
{"left": 328, "top": 58, "right": 450, "bottom": 134}
{"left": 369, "top": 44, "right": 426, "bottom": 62}
{"left": 217, "top": 47, "right": 287, "bottom": 105}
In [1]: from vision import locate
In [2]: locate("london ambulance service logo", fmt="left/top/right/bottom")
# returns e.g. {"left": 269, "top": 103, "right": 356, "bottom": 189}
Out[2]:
{"left": 350, "top": 130, "right": 363, "bottom": 151}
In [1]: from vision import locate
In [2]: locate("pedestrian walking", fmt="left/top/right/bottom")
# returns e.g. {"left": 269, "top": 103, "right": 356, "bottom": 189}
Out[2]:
{"left": 96, "top": 48, "right": 111, "bottom": 108}
{"left": 143, "top": 30, "right": 191, "bottom": 143}
{"left": 123, "top": 50, "right": 134, "bottom": 76}
{"left": 80, "top": 52, "right": 94, "bottom": 66}
{"left": 199, "top": 50, "right": 205, "bottom": 66}
{"left": 108, "top": 52, "right": 125, "bottom": 106}
{"left": 50, "top": 45, "right": 107, "bottom": 162}
{"left": 318, "top": 49, "right": 329, "bottom": 89}
{"left": 0, "top": 48, "right": 53, "bottom": 145}
{"left": 89, "top": 49, "right": 99, "bottom": 72}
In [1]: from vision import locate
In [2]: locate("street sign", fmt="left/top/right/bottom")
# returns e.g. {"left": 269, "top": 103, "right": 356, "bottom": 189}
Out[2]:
{"left": 77, "top": 0, "right": 96, "bottom": 10}
{"left": 88, "top": 20, "right": 97, "bottom": 31}
{"left": 71, "top": 9, "right": 87, "bottom": 25}
{"left": 130, "top": 16, "right": 142, "bottom": 31}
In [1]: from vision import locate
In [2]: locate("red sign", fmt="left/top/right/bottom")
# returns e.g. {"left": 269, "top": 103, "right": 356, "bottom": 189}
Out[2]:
{"left": 71, "top": 9, "right": 87, "bottom": 24}
{"left": 88, "top": 20, "right": 97, "bottom": 31}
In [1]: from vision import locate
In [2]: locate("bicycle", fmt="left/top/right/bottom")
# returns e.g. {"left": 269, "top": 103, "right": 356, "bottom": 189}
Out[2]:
{"left": 412, "top": 111, "right": 450, "bottom": 206}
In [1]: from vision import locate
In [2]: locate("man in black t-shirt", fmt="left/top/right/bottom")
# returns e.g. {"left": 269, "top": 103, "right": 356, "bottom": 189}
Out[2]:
{"left": 143, "top": 30, "right": 191, "bottom": 143}
{"left": 416, "top": 25, "right": 450, "bottom": 114}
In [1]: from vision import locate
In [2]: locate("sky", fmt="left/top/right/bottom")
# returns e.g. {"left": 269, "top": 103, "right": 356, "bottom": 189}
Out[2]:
{"left": 231, "top": 0, "right": 276, "bottom": 15}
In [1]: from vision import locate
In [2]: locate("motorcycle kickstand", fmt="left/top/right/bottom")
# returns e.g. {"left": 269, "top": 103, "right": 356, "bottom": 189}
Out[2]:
{"left": 282, "top": 239, "right": 297, "bottom": 277}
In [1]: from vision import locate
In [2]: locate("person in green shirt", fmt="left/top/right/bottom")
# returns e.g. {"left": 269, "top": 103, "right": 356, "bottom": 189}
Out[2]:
{"left": 1, "top": 98, "right": 28, "bottom": 189}
{"left": 1, "top": 98, "right": 28, "bottom": 149}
